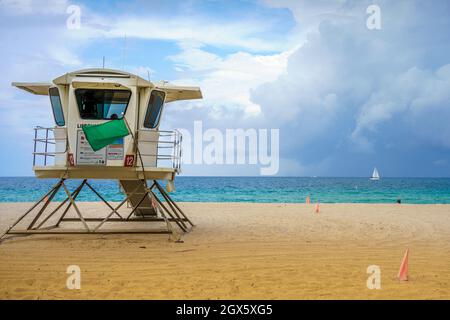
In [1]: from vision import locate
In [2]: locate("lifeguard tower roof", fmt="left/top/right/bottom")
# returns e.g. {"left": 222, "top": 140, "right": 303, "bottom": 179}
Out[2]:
{"left": 13, "top": 68, "right": 202, "bottom": 102}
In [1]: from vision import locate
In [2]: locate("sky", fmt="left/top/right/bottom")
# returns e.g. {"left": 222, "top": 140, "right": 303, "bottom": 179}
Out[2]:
{"left": 0, "top": 0, "right": 449, "bottom": 177}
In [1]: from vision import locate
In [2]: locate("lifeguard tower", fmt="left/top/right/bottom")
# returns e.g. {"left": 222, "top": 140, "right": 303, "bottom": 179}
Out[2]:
{"left": 1, "top": 68, "right": 202, "bottom": 242}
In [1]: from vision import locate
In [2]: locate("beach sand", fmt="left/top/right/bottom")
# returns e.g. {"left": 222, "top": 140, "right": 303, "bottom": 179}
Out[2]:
{"left": 0, "top": 202, "right": 449, "bottom": 299}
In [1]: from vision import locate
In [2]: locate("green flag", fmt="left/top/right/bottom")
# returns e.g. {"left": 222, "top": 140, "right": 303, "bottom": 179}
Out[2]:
{"left": 82, "top": 118, "right": 130, "bottom": 151}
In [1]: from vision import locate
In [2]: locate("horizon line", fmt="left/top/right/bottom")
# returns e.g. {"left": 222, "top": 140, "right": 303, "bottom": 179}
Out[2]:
{"left": 0, "top": 175, "right": 449, "bottom": 179}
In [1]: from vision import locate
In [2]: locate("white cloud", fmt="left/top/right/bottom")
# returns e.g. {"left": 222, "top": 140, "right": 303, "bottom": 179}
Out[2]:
{"left": 45, "top": 45, "right": 83, "bottom": 67}
{"left": 246, "top": 0, "right": 450, "bottom": 176}
{"left": 168, "top": 45, "right": 292, "bottom": 117}
{"left": 102, "top": 16, "right": 288, "bottom": 52}
{"left": 0, "top": 0, "right": 69, "bottom": 15}
{"left": 353, "top": 65, "right": 450, "bottom": 149}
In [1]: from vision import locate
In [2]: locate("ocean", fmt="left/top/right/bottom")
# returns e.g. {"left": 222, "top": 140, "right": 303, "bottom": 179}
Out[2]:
{"left": 0, "top": 176, "right": 449, "bottom": 204}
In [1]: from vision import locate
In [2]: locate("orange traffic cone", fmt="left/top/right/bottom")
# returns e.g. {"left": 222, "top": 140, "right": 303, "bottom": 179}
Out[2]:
{"left": 397, "top": 248, "right": 409, "bottom": 281}
{"left": 306, "top": 196, "right": 310, "bottom": 204}
{"left": 315, "top": 202, "right": 320, "bottom": 214}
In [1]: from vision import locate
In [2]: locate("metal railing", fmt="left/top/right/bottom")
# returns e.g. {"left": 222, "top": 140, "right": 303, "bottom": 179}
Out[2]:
{"left": 137, "top": 129, "right": 183, "bottom": 173}
{"left": 32, "top": 126, "right": 183, "bottom": 172}
{"left": 33, "top": 127, "right": 68, "bottom": 166}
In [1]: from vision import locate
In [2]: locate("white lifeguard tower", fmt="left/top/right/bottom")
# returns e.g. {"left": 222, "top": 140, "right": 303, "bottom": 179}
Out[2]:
{"left": 1, "top": 68, "right": 202, "bottom": 242}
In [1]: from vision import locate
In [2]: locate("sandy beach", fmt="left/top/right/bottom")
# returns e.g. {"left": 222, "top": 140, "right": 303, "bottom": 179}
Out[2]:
{"left": 0, "top": 202, "right": 449, "bottom": 299}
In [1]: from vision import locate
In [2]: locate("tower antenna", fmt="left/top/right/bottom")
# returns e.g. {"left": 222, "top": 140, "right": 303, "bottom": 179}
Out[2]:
{"left": 102, "top": 56, "right": 105, "bottom": 69}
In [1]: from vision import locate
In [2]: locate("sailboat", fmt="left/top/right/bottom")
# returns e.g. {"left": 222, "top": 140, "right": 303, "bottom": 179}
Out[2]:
{"left": 370, "top": 167, "right": 380, "bottom": 180}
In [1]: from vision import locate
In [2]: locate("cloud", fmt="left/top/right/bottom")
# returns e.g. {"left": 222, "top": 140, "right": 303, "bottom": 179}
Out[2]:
{"left": 0, "top": 0, "right": 69, "bottom": 15}
{"left": 353, "top": 65, "right": 450, "bottom": 149}
{"left": 103, "top": 17, "right": 287, "bottom": 52}
{"left": 249, "top": 0, "right": 450, "bottom": 175}
{"left": 167, "top": 44, "right": 292, "bottom": 117}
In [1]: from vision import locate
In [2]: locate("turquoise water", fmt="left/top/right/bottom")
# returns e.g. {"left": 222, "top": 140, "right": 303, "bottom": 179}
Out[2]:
{"left": 0, "top": 177, "right": 449, "bottom": 204}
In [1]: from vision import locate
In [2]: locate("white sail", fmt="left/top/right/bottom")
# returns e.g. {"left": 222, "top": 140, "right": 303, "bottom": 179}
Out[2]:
{"left": 370, "top": 167, "right": 380, "bottom": 180}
